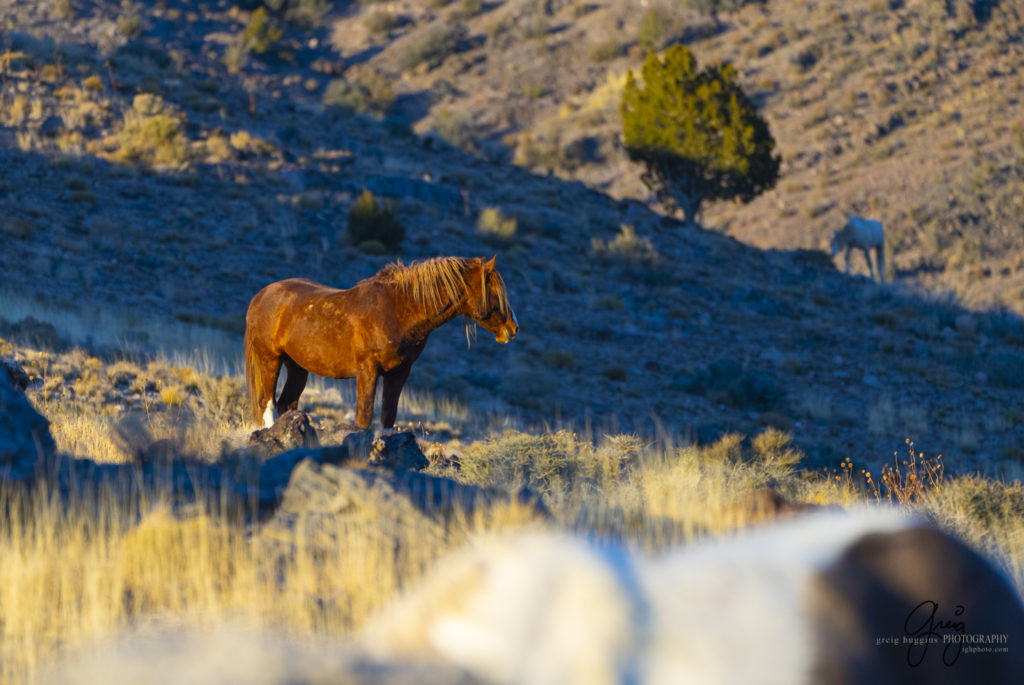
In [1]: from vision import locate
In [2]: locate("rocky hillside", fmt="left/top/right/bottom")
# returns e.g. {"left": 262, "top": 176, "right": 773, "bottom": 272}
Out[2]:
{"left": 321, "top": 0, "right": 1024, "bottom": 311}
{"left": 2, "top": 0, "right": 1024, "bottom": 472}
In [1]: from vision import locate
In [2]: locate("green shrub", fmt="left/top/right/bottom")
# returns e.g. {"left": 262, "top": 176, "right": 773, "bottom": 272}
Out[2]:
{"left": 274, "top": 0, "right": 332, "bottom": 28}
{"left": 55, "top": 0, "right": 76, "bottom": 20}
{"left": 456, "top": 431, "right": 641, "bottom": 500}
{"left": 433, "top": 108, "right": 479, "bottom": 153}
{"left": 346, "top": 189, "right": 404, "bottom": 251}
{"left": 518, "top": 15, "right": 550, "bottom": 40}
{"left": 540, "top": 350, "right": 575, "bottom": 370}
{"left": 621, "top": 44, "right": 779, "bottom": 227}
{"left": 0, "top": 216, "right": 34, "bottom": 239}
{"left": 242, "top": 7, "right": 283, "bottom": 54}
{"left": 589, "top": 39, "right": 623, "bottom": 62}
{"left": 223, "top": 42, "right": 248, "bottom": 74}
{"left": 450, "top": 0, "right": 483, "bottom": 20}
{"left": 117, "top": 5, "right": 144, "bottom": 39}
{"left": 83, "top": 75, "right": 104, "bottom": 92}
{"left": 590, "top": 224, "right": 659, "bottom": 264}
{"left": 477, "top": 207, "right": 517, "bottom": 243}
{"left": 678, "top": 358, "right": 783, "bottom": 410}
{"left": 324, "top": 70, "right": 396, "bottom": 116}
{"left": 686, "top": 0, "right": 764, "bottom": 17}
{"left": 637, "top": 8, "right": 673, "bottom": 50}
{"left": 751, "top": 428, "right": 803, "bottom": 467}
{"left": 107, "top": 94, "right": 191, "bottom": 168}
{"left": 363, "top": 9, "right": 398, "bottom": 35}
{"left": 399, "top": 23, "right": 466, "bottom": 71}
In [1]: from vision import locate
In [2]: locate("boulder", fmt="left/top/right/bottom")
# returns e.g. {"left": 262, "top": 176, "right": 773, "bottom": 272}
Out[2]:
{"left": 38, "top": 114, "right": 64, "bottom": 137}
{"left": 259, "top": 458, "right": 534, "bottom": 554}
{"left": 1, "top": 358, "right": 30, "bottom": 391}
{"left": 0, "top": 360, "right": 56, "bottom": 481}
{"left": 341, "top": 429, "right": 430, "bottom": 471}
{"left": 249, "top": 410, "right": 319, "bottom": 454}
{"left": 247, "top": 445, "right": 354, "bottom": 511}
{"left": 244, "top": 430, "right": 431, "bottom": 510}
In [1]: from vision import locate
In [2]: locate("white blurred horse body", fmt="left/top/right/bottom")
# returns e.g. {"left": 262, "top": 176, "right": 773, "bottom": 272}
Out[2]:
{"left": 51, "top": 511, "right": 1024, "bottom": 685}
{"left": 363, "top": 509, "right": 1024, "bottom": 685}
{"left": 831, "top": 216, "right": 885, "bottom": 284}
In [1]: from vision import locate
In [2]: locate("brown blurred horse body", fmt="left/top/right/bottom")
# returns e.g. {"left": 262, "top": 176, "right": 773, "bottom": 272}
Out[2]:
{"left": 244, "top": 256, "right": 517, "bottom": 429}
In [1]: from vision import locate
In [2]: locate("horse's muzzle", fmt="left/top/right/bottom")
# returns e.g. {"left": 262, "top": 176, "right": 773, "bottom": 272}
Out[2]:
{"left": 496, "top": 322, "right": 518, "bottom": 344}
{"left": 495, "top": 309, "right": 518, "bottom": 344}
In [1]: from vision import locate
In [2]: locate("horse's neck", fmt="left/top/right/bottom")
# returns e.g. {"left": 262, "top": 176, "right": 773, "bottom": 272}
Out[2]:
{"left": 402, "top": 283, "right": 470, "bottom": 340}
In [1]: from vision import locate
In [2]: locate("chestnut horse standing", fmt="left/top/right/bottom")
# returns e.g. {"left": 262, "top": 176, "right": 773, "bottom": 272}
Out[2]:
{"left": 245, "top": 256, "right": 518, "bottom": 429}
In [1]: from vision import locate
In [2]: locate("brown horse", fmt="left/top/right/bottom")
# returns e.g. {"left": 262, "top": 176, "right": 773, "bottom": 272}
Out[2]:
{"left": 244, "top": 256, "right": 518, "bottom": 429}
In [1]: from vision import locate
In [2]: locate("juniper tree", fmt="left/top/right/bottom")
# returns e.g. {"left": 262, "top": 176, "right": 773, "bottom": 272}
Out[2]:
{"left": 620, "top": 45, "right": 779, "bottom": 227}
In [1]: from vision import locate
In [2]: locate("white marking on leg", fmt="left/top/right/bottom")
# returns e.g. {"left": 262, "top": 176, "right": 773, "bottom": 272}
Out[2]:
{"left": 263, "top": 400, "right": 278, "bottom": 428}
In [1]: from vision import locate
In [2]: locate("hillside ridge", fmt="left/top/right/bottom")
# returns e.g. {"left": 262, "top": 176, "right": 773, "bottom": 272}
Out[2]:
{"left": 1, "top": 0, "right": 1023, "bottom": 473}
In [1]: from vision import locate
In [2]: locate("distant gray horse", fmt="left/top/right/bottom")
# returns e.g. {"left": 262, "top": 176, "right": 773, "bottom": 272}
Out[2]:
{"left": 831, "top": 216, "right": 885, "bottom": 284}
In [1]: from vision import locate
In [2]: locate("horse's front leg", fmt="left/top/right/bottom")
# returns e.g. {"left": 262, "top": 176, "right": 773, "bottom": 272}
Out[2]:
{"left": 355, "top": 363, "right": 380, "bottom": 429}
{"left": 380, "top": 363, "right": 413, "bottom": 430}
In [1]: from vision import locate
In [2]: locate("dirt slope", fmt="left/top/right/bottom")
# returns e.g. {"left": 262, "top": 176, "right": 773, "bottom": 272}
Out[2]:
{"left": 2, "top": 0, "right": 1024, "bottom": 473}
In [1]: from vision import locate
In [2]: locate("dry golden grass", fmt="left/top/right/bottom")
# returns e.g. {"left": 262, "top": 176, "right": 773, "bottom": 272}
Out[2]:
{"left": 2, "top": 347, "right": 1024, "bottom": 682}
{"left": 0, "top": 472, "right": 544, "bottom": 683}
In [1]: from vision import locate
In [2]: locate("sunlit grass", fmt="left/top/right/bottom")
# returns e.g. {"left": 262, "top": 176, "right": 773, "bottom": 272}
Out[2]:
{"left": 2, "top": 340, "right": 1024, "bottom": 682}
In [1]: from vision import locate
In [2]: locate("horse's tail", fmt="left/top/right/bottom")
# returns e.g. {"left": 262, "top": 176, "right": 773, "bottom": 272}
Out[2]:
{"left": 244, "top": 312, "right": 264, "bottom": 425}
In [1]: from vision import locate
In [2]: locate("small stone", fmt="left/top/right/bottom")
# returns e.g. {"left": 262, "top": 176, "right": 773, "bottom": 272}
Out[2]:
{"left": 249, "top": 410, "right": 319, "bottom": 455}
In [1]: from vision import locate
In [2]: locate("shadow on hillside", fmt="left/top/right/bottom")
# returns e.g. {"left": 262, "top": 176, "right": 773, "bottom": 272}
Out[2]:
{"left": 6, "top": 18, "right": 1024, "bottom": 467}
{"left": 341, "top": 44, "right": 385, "bottom": 69}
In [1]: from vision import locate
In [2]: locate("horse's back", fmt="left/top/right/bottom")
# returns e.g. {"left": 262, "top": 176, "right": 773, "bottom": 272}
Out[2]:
{"left": 246, "top": 276, "right": 384, "bottom": 378}
{"left": 846, "top": 216, "right": 884, "bottom": 246}
{"left": 255, "top": 277, "right": 342, "bottom": 300}
{"left": 248, "top": 278, "right": 346, "bottom": 315}
{"left": 246, "top": 279, "right": 336, "bottom": 342}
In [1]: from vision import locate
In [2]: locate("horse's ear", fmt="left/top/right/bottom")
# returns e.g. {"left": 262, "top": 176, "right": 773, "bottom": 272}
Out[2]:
{"left": 484, "top": 255, "right": 496, "bottom": 272}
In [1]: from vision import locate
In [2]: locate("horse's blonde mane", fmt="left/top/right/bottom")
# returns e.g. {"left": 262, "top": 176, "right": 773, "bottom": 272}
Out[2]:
{"left": 379, "top": 257, "right": 473, "bottom": 312}
{"left": 379, "top": 256, "right": 511, "bottom": 316}
{"left": 488, "top": 270, "right": 511, "bottom": 316}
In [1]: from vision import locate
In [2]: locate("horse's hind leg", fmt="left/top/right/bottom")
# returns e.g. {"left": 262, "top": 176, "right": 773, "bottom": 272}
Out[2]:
{"left": 876, "top": 245, "right": 886, "bottom": 285}
{"left": 863, "top": 246, "right": 876, "bottom": 281}
{"left": 276, "top": 356, "right": 309, "bottom": 415}
{"left": 254, "top": 353, "right": 282, "bottom": 428}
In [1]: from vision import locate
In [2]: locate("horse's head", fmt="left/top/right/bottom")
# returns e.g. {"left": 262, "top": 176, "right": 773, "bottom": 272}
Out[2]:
{"left": 468, "top": 256, "right": 518, "bottom": 344}
{"left": 830, "top": 230, "right": 843, "bottom": 257}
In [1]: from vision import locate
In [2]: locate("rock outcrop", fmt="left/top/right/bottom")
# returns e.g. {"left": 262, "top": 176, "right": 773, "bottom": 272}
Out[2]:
{"left": 260, "top": 457, "right": 500, "bottom": 552}
{"left": 1, "top": 358, "right": 30, "bottom": 390}
{"left": 0, "top": 358, "right": 55, "bottom": 480}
